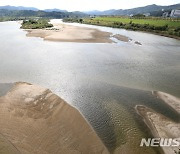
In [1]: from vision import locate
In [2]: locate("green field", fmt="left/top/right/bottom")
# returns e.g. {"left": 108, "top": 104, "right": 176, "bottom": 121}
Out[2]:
{"left": 93, "top": 17, "right": 180, "bottom": 28}
{"left": 67, "top": 17, "right": 179, "bottom": 38}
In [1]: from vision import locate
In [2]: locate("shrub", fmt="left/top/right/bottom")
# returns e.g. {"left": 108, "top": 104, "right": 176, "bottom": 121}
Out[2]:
{"left": 21, "top": 19, "right": 53, "bottom": 29}
{"left": 79, "top": 18, "right": 83, "bottom": 23}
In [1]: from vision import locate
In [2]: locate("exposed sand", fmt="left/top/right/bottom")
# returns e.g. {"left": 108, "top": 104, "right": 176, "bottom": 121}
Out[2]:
{"left": 24, "top": 22, "right": 134, "bottom": 43}
{"left": 0, "top": 133, "right": 20, "bottom": 154}
{"left": 0, "top": 82, "right": 109, "bottom": 154}
{"left": 25, "top": 23, "right": 113, "bottom": 43}
{"left": 136, "top": 104, "right": 180, "bottom": 154}
{"left": 112, "top": 34, "right": 130, "bottom": 42}
{"left": 153, "top": 91, "right": 180, "bottom": 114}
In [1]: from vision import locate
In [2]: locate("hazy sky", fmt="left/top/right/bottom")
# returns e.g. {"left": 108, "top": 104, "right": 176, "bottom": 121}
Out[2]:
{"left": 0, "top": 0, "right": 179, "bottom": 11}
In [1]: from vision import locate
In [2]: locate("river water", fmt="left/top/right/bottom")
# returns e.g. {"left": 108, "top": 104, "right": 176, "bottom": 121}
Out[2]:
{"left": 0, "top": 20, "right": 180, "bottom": 153}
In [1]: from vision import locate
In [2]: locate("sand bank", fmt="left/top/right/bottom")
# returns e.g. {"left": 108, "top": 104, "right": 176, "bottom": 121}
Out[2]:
{"left": 0, "top": 82, "right": 109, "bottom": 154}
{"left": 24, "top": 22, "right": 133, "bottom": 43}
{"left": 25, "top": 23, "right": 113, "bottom": 43}
{"left": 0, "top": 133, "right": 20, "bottom": 154}
{"left": 112, "top": 34, "right": 130, "bottom": 42}
{"left": 136, "top": 105, "right": 180, "bottom": 154}
{"left": 153, "top": 91, "right": 180, "bottom": 114}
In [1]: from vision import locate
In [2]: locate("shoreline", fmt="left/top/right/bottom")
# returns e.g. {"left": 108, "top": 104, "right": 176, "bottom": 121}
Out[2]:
{"left": 135, "top": 91, "right": 180, "bottom": 154}
{"left": 112, "top": 34, "right": 130, "bottom": 42}
{"left": 25, "top": 23, "right": 113, "bottom": 43}
{"left": 136, "top": 105, "right": 180, "bottom": 154}
{"left": 76, "top": 21, "right": 180, "bottom": 41}
{"left": 23, "top": 22, "right": 132, "bottom": 43}
{"left": 0, "top": 82, "right": 109, "bottom": 154}
{"left": 153, "top": 91, "right": 180, "bottom": 114}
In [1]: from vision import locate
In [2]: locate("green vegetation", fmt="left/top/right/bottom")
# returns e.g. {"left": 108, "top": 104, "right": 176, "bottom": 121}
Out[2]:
{"left": 0, "top": 17, "right": 27, "bottom": 22}
{"left": 0, "top": 9, "right": 88, "bottom": 20}
{"left": 64, "top": 17, "right": 180, "bottom": 38}
{"left": 63, "top": 18, "right": 83, "bottom": 23}
{"left": 132, "top": 14, "right": 146, "bottom": 18}
{"left": 92, "top": 17, "right": 180, "bottom": 28}
{"left": 21, "top": 19, "right": 53, "bottom": 29}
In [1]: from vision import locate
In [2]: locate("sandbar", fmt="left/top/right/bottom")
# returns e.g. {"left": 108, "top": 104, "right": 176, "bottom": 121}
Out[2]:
{"left": 25, "top": 23, "right": 113, "bottom": 43}
{"left": 0, "top": 82, "right": 109, "bottom": 154}
{"left": 136, "top": 100, "right": 180, "bottom": 154}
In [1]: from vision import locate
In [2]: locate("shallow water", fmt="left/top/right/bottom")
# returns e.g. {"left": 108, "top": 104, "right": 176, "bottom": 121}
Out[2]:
{"left": 0, "top": 21, "right": 180, "bottom": 153}
{"left": 0, "top": 83, "right": 13, "bottom": 97}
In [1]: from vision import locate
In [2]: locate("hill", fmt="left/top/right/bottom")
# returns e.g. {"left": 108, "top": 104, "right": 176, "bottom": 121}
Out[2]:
{"left": 0, "top": 5, "right": 38, "bottom": 11}
{"left": 0, "top": 5, "right": 88, "bottom": 19}
{"left": 0, "top": 9, "right": 88, "bottom": 19}
{"left": 44, "top": 8, "right": 67, "bottom": 12}
{"left": 86, "top": 3, "right": 180, "bottom": 16}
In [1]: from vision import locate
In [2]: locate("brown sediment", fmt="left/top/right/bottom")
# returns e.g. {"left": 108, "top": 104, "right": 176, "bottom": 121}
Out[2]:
{"left": 0, "top": 133, "right": 21, "bottom": 154}
{"left": 111, "top": 34, "right": 142, "bottom": 45}
{"left": 25, "top": 23, "right": 113, "bottom": 43}
{"left": 136, "top": 105, "right": 180, "bottom": 154}
{"left": 153, "top": 91, "right": 180, "bottom": 114}
{"left": 0, "top": 82, "right": 109, "bottom": 154}
{"left": 112, "top": 34, "right": 130, "bottom": 42}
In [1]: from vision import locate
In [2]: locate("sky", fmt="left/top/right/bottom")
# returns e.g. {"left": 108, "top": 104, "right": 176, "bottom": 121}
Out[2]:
{"left": 0, "top": 0, "right": 179, "bottom": 11}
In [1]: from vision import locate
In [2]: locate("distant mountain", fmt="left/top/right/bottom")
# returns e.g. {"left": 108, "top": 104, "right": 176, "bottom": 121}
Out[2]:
{"left": 85, "top": 10, "right": 103, "bottom": 15}
{"left": 1, "top": 3, "right": 179, "bottom": 17}
{"left": 85, "top": 10, "right": 116, "bottom": 16}
{"left": 44, "top": 9, "right": 67, "bottom": 12}
{"left": 86, "top": 3, "right": 180, "bottom": 16}
{"left": 0, "top": 9, "right": 88, "bottom": 18}
{"left": 0, "top": 5, "right": 38, "bottom": 11}
{"left": 71, "top": 11, "right": 88, "bottom": 17}
{"left": 0, "top": 5, "right": 88, "bottom": 18}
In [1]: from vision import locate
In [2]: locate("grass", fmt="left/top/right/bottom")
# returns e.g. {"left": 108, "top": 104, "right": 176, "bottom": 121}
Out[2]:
{"left": 63, "top": 17, "right": 180, "bottom": 38}
{"left": 93, "top": 17, "right": 180, "bottom": 28}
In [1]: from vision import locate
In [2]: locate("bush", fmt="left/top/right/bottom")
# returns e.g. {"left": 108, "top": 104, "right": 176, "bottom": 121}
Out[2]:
{"left": 133, "top": 14, "right": 146, "bottom": 18}
{"left": 79, "top": 18, "right": 83, "bottom": 23}
{"left": 175, "top": 27, "right": 180, "bottom": 32}
{"left": 21, "top": 19, "right": 53, "bottom": 29}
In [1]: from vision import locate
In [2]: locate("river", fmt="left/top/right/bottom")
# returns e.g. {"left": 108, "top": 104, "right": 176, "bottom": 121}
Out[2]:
{"left": 0, "top": 20, "right": 180, "bottom": 153}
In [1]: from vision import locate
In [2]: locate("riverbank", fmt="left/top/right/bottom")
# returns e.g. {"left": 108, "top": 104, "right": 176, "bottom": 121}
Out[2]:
{"left": 136, "top": 91, "right": 180, "bottom": 154}
{"left": 153, "top": 91, "right": 180, "bottom": 114}
{"left": 63, "top": 17, "right": 180, "bottom": 40}
{"left": 0, "top": 82, "right": 109, "bottom": 154}
{"left": 136, "top": 105, "right": 180, "bottom": 154}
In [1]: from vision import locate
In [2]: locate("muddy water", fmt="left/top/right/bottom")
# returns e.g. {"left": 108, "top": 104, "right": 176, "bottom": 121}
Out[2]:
{"left": 0, "top": 83, "right": 13, "bottom": 97}
{"left": 0, "top": 21, "right": 180, "bottom": 153}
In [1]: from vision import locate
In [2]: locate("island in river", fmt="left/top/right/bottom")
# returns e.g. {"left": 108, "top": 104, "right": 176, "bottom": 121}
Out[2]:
{"left": 136, "top": 91, "right": 180, "bottom": 154}
{"left": 21, "top": 19, "right": 131, "bottom": 43}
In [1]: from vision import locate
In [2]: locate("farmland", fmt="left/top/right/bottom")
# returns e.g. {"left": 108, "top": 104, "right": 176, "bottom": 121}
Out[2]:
{"left": 92, "top": 17, "right": 180, "bottom": 28}
{"left": 64, "top": 17, "right": 180, "bottom": 39}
